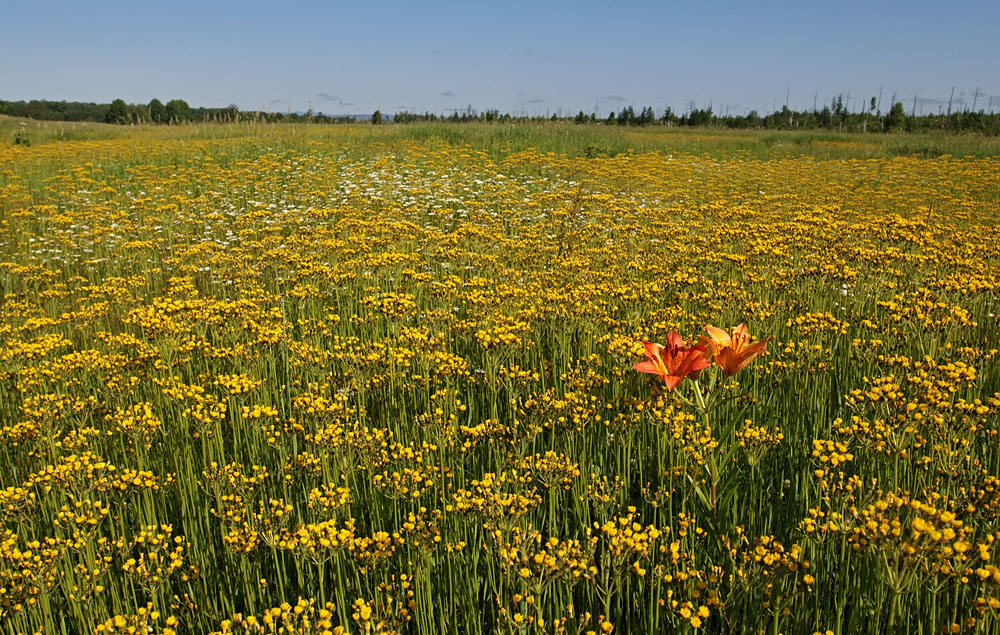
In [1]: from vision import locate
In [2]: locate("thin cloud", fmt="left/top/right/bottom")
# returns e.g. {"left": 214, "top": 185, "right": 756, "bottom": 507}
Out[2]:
{"left": 268, "top": 98, "right": 285, "bottom": 104}
{"left": 316, "top": 93, "right": 339, "bottom": 102}
{"left": 607, "top": 95, "right": 627, "bottom": 103}
{"left": 440, "top": 91, "right": 457, "bottom": 98}
{"left": 521, "top": 48, "right": 554, "bottom": 61}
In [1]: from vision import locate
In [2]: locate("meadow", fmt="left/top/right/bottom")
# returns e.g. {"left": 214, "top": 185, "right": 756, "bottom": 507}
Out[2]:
{"left": 0, "top": 119, "right": 998, "bottom": 634}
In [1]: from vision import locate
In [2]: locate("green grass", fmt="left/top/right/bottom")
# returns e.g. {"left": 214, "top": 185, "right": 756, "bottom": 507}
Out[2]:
{"left": 5, "top": 114, "right": 1000, "bottom": 161}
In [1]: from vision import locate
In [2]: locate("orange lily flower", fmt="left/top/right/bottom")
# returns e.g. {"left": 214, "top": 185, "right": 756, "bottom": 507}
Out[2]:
{"left": 700, "top": 323, "right": 773, "bottom": 376}
{"left": 634, "top": 332, "right": 710, "bottom": 390}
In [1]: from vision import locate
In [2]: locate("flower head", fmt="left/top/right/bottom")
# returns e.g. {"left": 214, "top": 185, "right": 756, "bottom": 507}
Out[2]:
{"left": 634, "top": 332, "right": 710, "bottom": 390}
{"left": 700, "top": 323, "right": 772, "bottom": 376}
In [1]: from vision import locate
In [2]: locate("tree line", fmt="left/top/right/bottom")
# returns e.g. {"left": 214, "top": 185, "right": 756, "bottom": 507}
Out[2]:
{"left": 3, "top": 96, "right": 998, "bottom": 135}
{"left": 0, "top": 98, "right": 389, "bottom": 125}
{"left": 0, "top": 98, "right": 243, "bottom": 124}
{"left": 578, "top": 98, "right": 999, "bottom": 135}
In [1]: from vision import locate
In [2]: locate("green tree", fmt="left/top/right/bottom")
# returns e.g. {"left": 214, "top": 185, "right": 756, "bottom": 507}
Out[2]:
{"left": 25, "top": 100, "right": 46, "bottom": 119}
{"left": 106, "top": 98, "right": 129, "bottom": 124}
{"left": 371, "top": 109, "right": 383, "bottom": 124}
{"left": 148, "top": 98, "right": 166, "bottom": 123}
{"left": 165, "top": 99, "right": 191, "bottom": 123}
{"left": 816, "top": 106, "right": 832, "bottom": 128}
{"left": 617, "top": 106, "right": 635, "bottom": 125}
{"left": 884, "top": 102, "right": 906, "bottom": 131}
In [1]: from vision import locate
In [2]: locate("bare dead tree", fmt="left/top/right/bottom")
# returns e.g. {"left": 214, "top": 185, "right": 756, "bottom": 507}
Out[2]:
{"left": 946, "top": 87, "right": 955, "bottom": 130}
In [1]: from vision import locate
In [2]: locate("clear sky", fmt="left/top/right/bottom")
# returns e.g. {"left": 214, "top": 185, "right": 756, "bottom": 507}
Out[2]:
{"left": 3, "top": 0, "right": 998, "bottom": 116}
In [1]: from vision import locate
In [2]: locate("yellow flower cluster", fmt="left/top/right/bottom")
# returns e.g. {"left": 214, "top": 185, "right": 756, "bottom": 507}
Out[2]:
{"left": 490, "top": 525, "right": 597, "bottom": 588}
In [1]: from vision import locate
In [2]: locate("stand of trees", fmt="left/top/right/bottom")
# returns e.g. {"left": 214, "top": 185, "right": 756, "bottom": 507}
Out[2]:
{"left": 3, "top": 95, "right": 998, "bottom": 135}
{"left": 0, "top": 98, "right": 240, "bottom": 124}
{"left": 395, "top": 106, "right": 507, "bottom": 123}
{"left": 638, "top": 98, "right": 997, "bottom": 134}
{"left": 588, "top": 97, "right": 999, "bottom": 135}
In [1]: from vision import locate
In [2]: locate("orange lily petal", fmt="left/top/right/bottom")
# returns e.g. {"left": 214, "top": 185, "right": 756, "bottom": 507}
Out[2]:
{"left": 662, "top": 375, "right": 684, "bottom": 391}
{"left": 703, "top": 325, "right": 731, "bottom": 349}
{"left": 633, "top": 360, "right": 661, "bottom": 374}
{"left": 716, "top": 347, "right": 742, "bottom": 376}
{"left": 665, "top": 331, "right": 685, "bottom": 349}
{"left": 642, "top": 341, "right": 664, "bottom": 359}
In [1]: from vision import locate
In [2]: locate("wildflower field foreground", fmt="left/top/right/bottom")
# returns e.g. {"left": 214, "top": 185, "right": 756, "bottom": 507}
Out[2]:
{"left": 0, "top": 123, "right": 998, "bottom": 635}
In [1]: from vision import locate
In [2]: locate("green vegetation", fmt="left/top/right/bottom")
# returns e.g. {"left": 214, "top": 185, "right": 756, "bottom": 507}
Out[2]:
{"left": 3, "top": 95, "right": 999, "bottom": 134}
{"left": 6, "top": 115, "right": 998, "bottom": 162}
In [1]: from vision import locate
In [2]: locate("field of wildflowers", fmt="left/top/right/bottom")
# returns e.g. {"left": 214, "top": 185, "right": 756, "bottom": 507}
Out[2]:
{"left": 0, "top": 123, "right": 998, "bottom": 634}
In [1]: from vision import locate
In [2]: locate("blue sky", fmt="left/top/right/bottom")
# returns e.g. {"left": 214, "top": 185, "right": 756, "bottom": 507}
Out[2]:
{"left": 3, "top": 0, "right": 998, "bottom": 116}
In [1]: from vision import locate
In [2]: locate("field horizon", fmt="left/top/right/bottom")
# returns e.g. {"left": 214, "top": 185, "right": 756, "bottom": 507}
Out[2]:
{"left": 5, "top": 113, "right": 1000, "bottom": 161}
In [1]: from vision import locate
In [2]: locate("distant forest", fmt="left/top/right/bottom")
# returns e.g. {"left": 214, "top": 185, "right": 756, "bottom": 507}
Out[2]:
{"left": 2, "top": 96, "right": 998, "bottom": 135}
